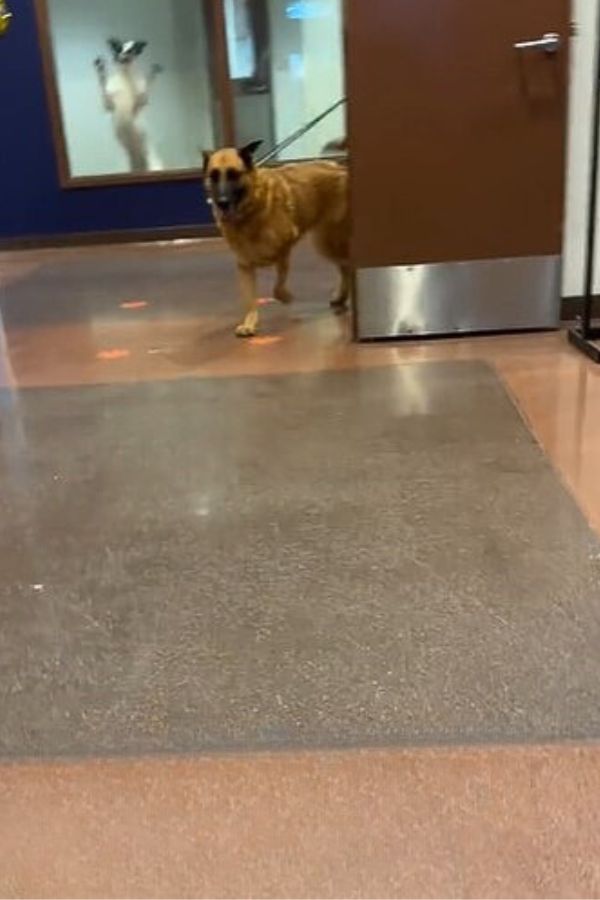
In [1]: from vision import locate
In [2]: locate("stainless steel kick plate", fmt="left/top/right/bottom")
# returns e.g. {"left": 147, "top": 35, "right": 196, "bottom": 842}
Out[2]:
{"left": 354, "top": 255, "right": 561, "bottom": 340}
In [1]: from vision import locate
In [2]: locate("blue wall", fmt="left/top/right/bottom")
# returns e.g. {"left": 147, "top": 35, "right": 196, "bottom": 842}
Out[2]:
{"left": 0, "top": 0, "right": 212, "bottom": 239}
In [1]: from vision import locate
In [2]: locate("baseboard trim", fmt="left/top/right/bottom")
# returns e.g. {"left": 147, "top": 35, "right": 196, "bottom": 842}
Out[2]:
{"left": 0, "top": 223, "right": 219, "bottom": 251}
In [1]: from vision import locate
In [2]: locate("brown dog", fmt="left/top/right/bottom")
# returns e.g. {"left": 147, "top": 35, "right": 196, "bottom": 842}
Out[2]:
{"left": 203, "top": 140, "right": 349, "bottom": 337}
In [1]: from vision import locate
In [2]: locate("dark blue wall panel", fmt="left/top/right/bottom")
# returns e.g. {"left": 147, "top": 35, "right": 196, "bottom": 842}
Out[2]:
{"left": 0, "top": 0, "right": 212, "bottom": 239}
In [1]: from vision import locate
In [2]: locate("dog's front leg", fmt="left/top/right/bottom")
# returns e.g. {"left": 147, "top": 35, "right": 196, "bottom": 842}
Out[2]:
{"left": 235, "top": 264, "right": 259, "bottom": 337}
{"left": 134, "top": 64, "right": 163, "bottom": 113}
{"left": 94, "top": 57, "right": 114, "bottom": 112}
{"left": 273, "top": 254, "right": 293, "bottom": 304}
{"left": 330, "top": 263, "right": 350, "bottom": 313}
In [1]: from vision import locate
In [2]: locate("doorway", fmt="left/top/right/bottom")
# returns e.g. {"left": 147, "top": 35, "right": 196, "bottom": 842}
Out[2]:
{"left": 346, "top": 0, "right": 570, "bottom": 339}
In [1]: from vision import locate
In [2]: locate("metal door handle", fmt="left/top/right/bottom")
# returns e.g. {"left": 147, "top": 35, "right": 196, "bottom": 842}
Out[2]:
{"left": 514, "top": 32, "right": 561, "bottom": 54}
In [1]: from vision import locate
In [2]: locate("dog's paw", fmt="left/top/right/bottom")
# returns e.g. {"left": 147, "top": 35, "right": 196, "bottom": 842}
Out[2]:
{"left": 235, "top": 323, "right": 256, "bottom": 338}
{"left": 273, "top": 287, "right": 293, "bottom": 304}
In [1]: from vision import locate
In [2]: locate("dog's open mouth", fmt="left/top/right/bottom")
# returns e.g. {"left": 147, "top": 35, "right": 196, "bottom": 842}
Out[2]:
{"left": 215, "top": 202, "right": 244, "bottom": 223}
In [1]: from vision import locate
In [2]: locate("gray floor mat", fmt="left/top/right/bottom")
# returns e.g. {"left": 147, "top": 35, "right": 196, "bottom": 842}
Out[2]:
{"left": 1, "top": 361, "right": 599, "bottom": 759}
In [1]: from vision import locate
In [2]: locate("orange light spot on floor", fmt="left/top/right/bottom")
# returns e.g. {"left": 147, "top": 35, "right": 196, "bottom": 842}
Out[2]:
{"left": 96, "top": 349, "right": 131, "bottom": 361}
{"left": 120, "top": 301, "right": 148, "bottom": 310}
{"left": 257, "top": 298, "right": 274, "bottom": 307}
{"left": 248, "top": 336, "right": 283, "bottom": 347}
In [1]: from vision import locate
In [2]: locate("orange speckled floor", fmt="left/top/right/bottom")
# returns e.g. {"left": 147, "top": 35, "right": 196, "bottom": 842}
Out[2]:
{"left": 1, "top": 239, "right": 600, "bottom": 899}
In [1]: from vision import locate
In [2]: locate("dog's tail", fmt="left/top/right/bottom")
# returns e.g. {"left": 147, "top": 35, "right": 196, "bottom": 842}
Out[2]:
{"left": 321, "top": 137, "right": 348, "bottom": 157}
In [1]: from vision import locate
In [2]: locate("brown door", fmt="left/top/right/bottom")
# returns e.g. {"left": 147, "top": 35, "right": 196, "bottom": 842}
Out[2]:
{"left": 346, "top": 0, "right": 570, "bottom": 338}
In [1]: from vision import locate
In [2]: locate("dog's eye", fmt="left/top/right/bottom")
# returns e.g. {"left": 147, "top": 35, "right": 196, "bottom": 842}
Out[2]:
{"left": 226, "top": 168, "right": 241, "bottom": 182}
{"left": 209, "top": 170, "right": 220, "bottom": 183}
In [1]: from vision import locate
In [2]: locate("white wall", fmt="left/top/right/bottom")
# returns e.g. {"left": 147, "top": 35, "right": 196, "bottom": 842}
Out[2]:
{"left": 563, "top": 0, "right": 600, "bottom": 295}
{"left": 47, "top": 0, "right": 215, "bottom": 176}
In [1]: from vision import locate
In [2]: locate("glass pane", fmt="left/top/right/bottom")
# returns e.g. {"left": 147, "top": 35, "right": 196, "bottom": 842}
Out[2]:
{"left": 46, "top": 0, "right": 217, "bottom": 178}
{"left": 225, "top": 0, "right": 345, "bottom": 161}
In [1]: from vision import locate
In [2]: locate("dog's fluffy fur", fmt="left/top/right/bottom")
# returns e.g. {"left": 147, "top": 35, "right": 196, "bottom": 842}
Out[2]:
{"left": 203, "top": 141, "right": 349, "bottom": 337}
{"left": 94, "top": 39, "right": 163, "bottom": 173}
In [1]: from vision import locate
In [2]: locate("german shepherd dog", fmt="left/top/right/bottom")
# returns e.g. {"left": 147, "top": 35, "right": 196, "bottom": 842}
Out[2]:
{"left": 203, "top": 140, "right": 349, "bottom": 337}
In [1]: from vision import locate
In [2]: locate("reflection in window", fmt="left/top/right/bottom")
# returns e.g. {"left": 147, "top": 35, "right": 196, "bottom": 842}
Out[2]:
{"left": 285, "top": 1, "right": 330, "bottom": 19}
{"left": 224, "top": 0, "right": 256, "bottom": 80}
{"left": 225, "top": 0, "right": 345, "bottom": 160}
{"left": 46, "top": 0, "right": 216, "bottom": 178}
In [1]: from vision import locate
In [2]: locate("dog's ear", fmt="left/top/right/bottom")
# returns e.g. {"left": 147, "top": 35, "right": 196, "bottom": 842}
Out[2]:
{"left": 200, "top": 149, "right": 212, "bottom": 174}
{"left": 133, "top": 40, "right": 147, "bottom": 56}
{"left": 238, "top": 140, "right": 263, "bottom": 169}
{"left": 107, "top": 37, "right": 122, "bottom": 55}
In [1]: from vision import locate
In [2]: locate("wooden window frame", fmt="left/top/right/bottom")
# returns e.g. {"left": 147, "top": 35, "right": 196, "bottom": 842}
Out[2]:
{"left": 34, "top": 0, "right": 235, "bottom": 189}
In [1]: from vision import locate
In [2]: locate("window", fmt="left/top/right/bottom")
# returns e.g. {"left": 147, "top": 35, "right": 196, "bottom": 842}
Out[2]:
{"left": 225, "top": 0, "right": 345, "bottom": 160}
{"left": 43, "top": 0, "right": 218, "bottom": 181}
{"left": 36, "top": 0, "right": 345, "bottom": 186}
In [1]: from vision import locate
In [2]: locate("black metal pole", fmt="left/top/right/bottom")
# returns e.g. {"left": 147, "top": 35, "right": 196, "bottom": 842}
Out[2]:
{"left": 582, "top": 10, "right": 600, "bottom": 338}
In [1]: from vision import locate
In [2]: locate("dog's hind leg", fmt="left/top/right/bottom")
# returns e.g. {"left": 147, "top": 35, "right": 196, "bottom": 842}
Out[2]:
{"left": 330, "top": 263, "right": 350, "bottom": 313}
{"left": 117, "top": 121, "right": 150, "bottom": 172}
{"left": 312, "top": 221, "right": 350, "bottom": 312}
{"left": 235, "top": 264, "right": 260, "bottom": 337}
{"left": 273, "top": 253, "right": 293, "bottom": 304}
